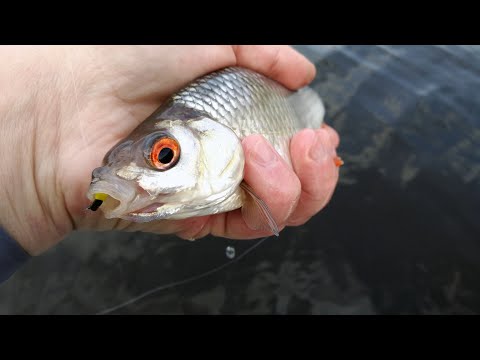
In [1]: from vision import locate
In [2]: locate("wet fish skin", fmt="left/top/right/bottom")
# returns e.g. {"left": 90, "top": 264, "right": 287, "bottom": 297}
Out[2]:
{"left": 86, "top": 66, "right": 325, "bottom": 225}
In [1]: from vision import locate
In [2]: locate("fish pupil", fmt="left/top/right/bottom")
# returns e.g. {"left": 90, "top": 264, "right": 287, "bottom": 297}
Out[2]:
{"left": 158, "top": 147, "right": 174, "bottom": 164}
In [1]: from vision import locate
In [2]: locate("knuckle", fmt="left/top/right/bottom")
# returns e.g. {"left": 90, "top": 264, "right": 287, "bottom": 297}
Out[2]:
{"left": 176, "top": 217, "right": 211, "bottom": 241}
{"left": 286, "top": 216, "right": 311, "bottom": 227}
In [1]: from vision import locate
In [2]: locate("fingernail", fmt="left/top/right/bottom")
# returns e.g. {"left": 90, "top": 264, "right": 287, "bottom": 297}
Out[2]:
{"left": 309, "top": 130, "right": 334, "bottom": 163}
{"left": 252, "top": 136, "right": 278, "bottom": 167}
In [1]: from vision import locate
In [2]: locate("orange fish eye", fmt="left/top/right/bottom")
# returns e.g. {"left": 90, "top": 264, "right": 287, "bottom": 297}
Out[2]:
{"left": 149, "top": 137, "right": 180, "bottom": 170}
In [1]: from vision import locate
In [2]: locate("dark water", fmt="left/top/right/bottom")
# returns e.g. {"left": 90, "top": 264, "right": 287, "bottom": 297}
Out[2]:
{"left": 1, "top": 45, "right": 479, "bottom": 314}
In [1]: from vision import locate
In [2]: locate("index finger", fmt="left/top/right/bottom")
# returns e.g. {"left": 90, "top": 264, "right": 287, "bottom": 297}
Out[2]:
{"left": 232, "top": 45, "right": 316, "bottom": 90}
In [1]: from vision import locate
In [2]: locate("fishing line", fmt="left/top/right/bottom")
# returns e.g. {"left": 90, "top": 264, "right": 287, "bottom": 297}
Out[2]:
{"left": 95, "top": 235, "right": 272, "bottom": 315}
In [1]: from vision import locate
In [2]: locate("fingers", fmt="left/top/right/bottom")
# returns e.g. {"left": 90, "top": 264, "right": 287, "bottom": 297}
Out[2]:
{"left": 232, "top": 45, "right": 316, "bottom": 90}
{"left": 207, "top": 135, "right": 302, "bottom": 239}
{"left": 322, "top": 123, "right": 340, "bottom": 148}
{"left": 242, "top": 135, "right": 302, "bottom": 227}
{"left": 107, "top": 45, "right": 235, "bottom": 103}
{"left": 286, "top": 127, "right": 340, "bottom": 226}
{"left": 107, "top": 45, "right": 315, "bottom": 109}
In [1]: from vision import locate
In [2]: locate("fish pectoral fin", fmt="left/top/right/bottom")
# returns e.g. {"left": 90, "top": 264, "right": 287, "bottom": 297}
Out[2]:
{"left": 240, "top": 181, "right": 280, "bottom": 237}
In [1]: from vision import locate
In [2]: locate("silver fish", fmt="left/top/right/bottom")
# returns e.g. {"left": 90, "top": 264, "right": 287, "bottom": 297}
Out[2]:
{"left": 87, "top": 67, "right": 325, "bottom": 234}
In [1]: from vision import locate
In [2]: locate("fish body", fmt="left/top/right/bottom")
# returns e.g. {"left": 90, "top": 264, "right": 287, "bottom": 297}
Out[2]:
{"left": 165, "top": 66, "right": 324, "bottom": 164}
{"left": 87, "top": 67, "right": 325, "bottom": 228}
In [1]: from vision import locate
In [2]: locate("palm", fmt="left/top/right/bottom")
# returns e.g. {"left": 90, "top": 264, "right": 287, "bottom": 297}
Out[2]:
{"left": 58, "top": 46, "right": 231, "bottom": 237}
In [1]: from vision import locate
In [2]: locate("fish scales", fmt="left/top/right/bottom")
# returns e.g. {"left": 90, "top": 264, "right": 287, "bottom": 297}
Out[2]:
{"left": 171, "top": 67, "right": 301, "bottom": 163}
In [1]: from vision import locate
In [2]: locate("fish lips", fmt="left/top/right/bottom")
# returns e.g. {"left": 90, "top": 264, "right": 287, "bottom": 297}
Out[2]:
{"left": 87, "top": 178, "right": 175, "bottom": 221}
{"left": 122, "top": 202, "right": 169, "bottom": 222}
{"left": 87, "top": 178, "right": 137, "bottom": 218}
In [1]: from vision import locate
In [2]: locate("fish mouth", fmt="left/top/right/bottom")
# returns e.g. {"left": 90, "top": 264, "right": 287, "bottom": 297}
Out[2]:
{"left": 111, "top": 203, "right": 166, "bottom": 223}
{"left": 130, "top": 202, "right": 164, "bottom": 213}
{"left": 87, "top": 179, "right": 137, "bottom": 218}
{"left": 87, "top": 178, "right": 171, "bottom": 222}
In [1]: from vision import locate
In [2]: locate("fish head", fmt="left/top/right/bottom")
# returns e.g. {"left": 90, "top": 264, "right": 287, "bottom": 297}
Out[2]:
{"left": 87, "top": 117, "right": 245, "bottom": 222}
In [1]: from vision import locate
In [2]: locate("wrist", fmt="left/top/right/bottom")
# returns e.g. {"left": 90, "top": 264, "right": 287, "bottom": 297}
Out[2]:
{"left": 0, "top": 48, "right": 73, "bottom": 255}
{"left": 0, "top": 101, "right": 41, "bottom": 255}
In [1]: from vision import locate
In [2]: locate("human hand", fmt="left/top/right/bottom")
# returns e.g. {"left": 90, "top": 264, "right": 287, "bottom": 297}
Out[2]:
{"left": 0, "top": 45, "right": 340, "bottom": 256}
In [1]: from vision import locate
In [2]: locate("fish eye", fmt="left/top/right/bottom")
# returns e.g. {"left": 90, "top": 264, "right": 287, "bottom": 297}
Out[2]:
{"left": 147, "top": 136, "right": 180, "bottom": 170}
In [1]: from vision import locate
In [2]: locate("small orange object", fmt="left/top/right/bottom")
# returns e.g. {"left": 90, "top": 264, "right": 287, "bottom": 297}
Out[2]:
{"left": 334, "top": 156, "right": 344, "bottom": 167}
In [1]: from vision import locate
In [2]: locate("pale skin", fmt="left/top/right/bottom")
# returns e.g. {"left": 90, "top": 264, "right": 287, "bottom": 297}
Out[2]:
{"left": 0, "top": 45, "right": 340, "bottom": 256}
